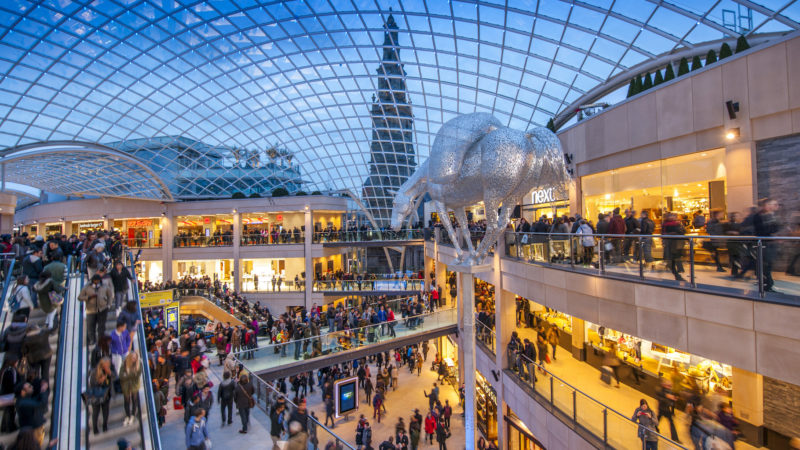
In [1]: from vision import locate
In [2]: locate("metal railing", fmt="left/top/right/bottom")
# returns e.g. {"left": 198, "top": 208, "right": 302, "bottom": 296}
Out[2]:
{"left": 312, "top": 278, "right": 425, "bottom": 292}
{"left": 50, "top": 256, "right": 72, "bottom": 444}
{"left": 312, "top": 228, "right": 424, "bottom": 243}
{"left": 241, "top": 278, "right": 306, "bottom": 292}
{"left": 127, "top": 251, "right": 162, "bottom": 449}
{"left": 438, "top": 229, "right": 486, "bottom": 248}
{"left": 507, "top": 349, "right": 687, "bottom": 450}
{"left": 234, "top": 308, "right": 457, "bottom": 374}
{"left": 504, "top": 231, "right": 800, "bottom": 300}
{"left": 173, "top": 235, "right": 233, "bottom": 247}
{"left": 124, "top": 238, "right": 163, "bottom": 249}
{"left": 240, "top": 232, "right": 304, "bottom": 245}
{"left": 475, "top": 319, "right": 496, "bottom": 354}
{"left": 232, "top": 353, "right": 356, "bottom": 449}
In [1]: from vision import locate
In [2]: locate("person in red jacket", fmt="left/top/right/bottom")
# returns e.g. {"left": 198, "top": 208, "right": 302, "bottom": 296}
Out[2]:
{"left": 387, "top": 308, "right": 396, "bottom": 337}
{"left": 424, "top": 411, "right": 436, "bottom": 445}
{"left": 607, "top": 207, "right": 626, "bottom": 263}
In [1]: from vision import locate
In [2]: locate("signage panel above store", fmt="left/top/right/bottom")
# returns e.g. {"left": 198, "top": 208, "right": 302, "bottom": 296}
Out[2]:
{"left": 530, "top": 187, "right": 567, "bottom": 205}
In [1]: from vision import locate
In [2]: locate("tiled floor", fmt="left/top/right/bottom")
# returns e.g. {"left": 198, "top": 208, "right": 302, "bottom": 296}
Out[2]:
{"left": 160, "top": 339, "right": 467, "bottom": 449}
{"left": 513, "top": 327, "right": 761, "bottom": 450}
{"left": 301, "top": 351, "right": 467, "bottom": 449}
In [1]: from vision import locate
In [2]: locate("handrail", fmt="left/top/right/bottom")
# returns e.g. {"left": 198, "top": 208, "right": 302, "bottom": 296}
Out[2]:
{"left": 231, "top": 353, "right": 356, "bottom": 449}
{"left": 0, "top": 259, "right": 16, "bottom": 316}
{"left": 475, "top": 318, "right": 496, "bottom": 353}
{"left": 507, "top": 349, "right": 688, "bottom": 449}
{"left": 77, "top": 273, "right": 86, "bottom": 450}
{"left": 311, "top": 228, "right": 424, "bottom": 243}
{"left": 128, "top": 251, "right": 162, "bottom": 450}
{"left": 49, "top": 256, "right": 72, "bottom": 443}
{"left": 503, "top": 230, "right": 800, "bottom": 300}
{"left": 232, "top": 307, "right": 456, "bottom": 360}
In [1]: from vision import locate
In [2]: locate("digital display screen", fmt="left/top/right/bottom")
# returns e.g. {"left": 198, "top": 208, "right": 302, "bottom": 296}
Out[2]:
{"left": 334, "top": 377, "right": 359, "bottom": 417}
{"left": 339, "top": 381, "right": 356, "bottom": 414}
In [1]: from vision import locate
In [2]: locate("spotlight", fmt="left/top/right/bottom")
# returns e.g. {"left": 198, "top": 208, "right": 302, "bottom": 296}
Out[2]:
{"left": 232, "top": 208, "right": 237, "bottom": 214}
{"left": 725, "top": 128, "right": 740, "bottom": 140}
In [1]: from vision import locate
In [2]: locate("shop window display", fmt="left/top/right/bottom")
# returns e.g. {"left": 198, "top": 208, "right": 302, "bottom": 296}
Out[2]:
{"left": 582, "top": 149, "right": 727, "bottom": 232}
{"left": 505, "top": 408, "right": 545, "bottom": 450}
{"left": 476, "top": 371, "right": 498, "bottom": 441}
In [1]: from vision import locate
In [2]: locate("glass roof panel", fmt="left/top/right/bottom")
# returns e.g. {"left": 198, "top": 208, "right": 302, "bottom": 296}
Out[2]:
{"left": 0, "top": 0, "right": 795, "bottom": 206}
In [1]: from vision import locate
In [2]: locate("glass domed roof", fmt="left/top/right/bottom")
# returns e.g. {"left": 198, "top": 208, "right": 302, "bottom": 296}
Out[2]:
{"left": 0, "top": 0, "right": 797, "bottom": 202}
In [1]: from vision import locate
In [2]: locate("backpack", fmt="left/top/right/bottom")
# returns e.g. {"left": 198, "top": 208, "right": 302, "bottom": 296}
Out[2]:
{"left": 8, "top": 286, "right": 25, "bottom": 311}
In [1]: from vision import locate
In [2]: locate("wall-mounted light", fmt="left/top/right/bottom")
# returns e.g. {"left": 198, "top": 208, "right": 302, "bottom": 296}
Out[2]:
{"left": 60, "top": 217, "right": 65, "bottom": 221}
{"left": 161, "top": 212, "right": 166, "bottom": 217}
{"left": 232, "top": 208, "right": 237, "bottom": 214}
{"left": 725, "top": 127, "right": 740, "bottom": 140}
{"left": 102, "top": 215, "right": 108, "bottom": 219}
{"left": 726, "top": 100, "right": 740, "bottom": 120}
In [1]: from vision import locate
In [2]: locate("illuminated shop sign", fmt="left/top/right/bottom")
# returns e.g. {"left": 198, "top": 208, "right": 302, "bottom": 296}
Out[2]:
{"left": 78, "top": 222, "right": 103, "bottom": 229}
{"left": 128, "top": 219, "right": 153, "bottom": 228}
{"left": 530, "top": 187, "right": 567, "bottom": 205}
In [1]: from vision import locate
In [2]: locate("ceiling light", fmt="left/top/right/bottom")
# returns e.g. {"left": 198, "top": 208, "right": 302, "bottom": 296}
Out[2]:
{"left": 725, "top": 128, "right": 740, "bottom": 140}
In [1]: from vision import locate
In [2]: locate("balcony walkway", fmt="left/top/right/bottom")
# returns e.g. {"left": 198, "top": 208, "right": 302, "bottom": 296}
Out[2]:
{"left": 238, "top": 308, "right": 458, "bottom": 379}
{"left": 509, "top": 326, "right": 762, "bottom": 450}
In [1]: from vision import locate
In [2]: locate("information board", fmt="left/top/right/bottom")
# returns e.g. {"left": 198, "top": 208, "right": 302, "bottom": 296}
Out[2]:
{"left": 165, "top": 302, "right": 180, "bottom": 333}
{"left": 139, "top": 290, "right": 174, "bottom": 308}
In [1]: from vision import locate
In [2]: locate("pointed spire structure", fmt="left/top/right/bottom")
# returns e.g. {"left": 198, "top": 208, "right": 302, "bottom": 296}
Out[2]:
{"left": 361, "top": 11, "right": 417, "bottom": 226}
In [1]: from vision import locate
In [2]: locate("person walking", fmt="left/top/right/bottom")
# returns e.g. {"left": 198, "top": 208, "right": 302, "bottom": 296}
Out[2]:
{"left": 424, "top": 412, "right": 436, "bottom": 445}
{"left": 631, "top": 399, "right": 659, "bottom": 450}
{"left": 234, "top": 373, "right": 255, "bottom": 434}
{"left": 185, "top": 407, "right": 209, "bottom": 450}
{"left": 662, "top": 213, "right": 687, "bottom": 282}
{"left": 110, "top": 319, "right": 132, "bottom": 377}
{"left": 363, "top": 376, "right": 373, "bottom": 404}
{"left": 270, "top": 402, "right": 286, "bottom": 448}
{"left": 79, "top": 274, "right": 113, "bottom": 347}
{"left": 409, "top": 411, "right": 421, "bottom": 450}
{"left": 435, "top": 419, "right": 449, "bottom": 450}
{"left": 324, "top": 394, "right": 336, "bottom": 428}
{"left": 9, "top": 275, "right": 34, "bottom": 320}
{"left": 120, "top": 352, "right": 142, "bottom": 426}
{"left": 656, "top": 379, "right": 680, "bottom": 443}
{"left": 33, "top": 271, "right": 64, "bottom": 328}
{"left": 217, "top": 371, "right": 235, "bottom": 426}
{"left": 21, "top": 324, "right": 55, "bottom": 385}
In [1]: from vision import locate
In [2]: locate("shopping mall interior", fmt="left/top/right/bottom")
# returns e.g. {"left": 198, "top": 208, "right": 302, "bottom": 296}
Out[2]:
{"left": 1, "top": 1, "right": 800, "bottom": 449}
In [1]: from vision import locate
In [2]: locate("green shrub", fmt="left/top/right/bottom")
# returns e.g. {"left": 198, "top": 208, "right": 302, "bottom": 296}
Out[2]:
{"left": 664, "top": 63, "right": 675, "bottom": 81}
{"left": 546, "top": 118, "right": 556, "bottom": 132}
{"left": 627, "top": 78, "right": 638, "bottom": 97}
{"left": 719, "top": 43, "right": 733, "bottom": 59}
{"left": 231, "top": 192, "right": 246, "bottom": 199}
{"left": 691, "top": 55, "right": 702, "bottom": 71}
{"left": 705, "top": 49, "right": 717, "bottom": 65}
{"left": 295, "top": 191, "right": 308, "bottom": 196}
{"left": 271, "top": 187, "right": 289, "bottom": 197}
{"left": 735, "top": 35, "right": 750, "bottom": 53}
{"left": 653, "top": 70, "right": 664, "bottom": 86}
{"left": 642, "top": 72, "right": 653, "bottom": 90}
{"left": 249, "top": 192, "right": 261, "bottom": 198}
{"left": 311, "top": 191, "right": 322, "bottom": 195}
{"left": 677, "top": 57, "right": 690, "bottom": 76}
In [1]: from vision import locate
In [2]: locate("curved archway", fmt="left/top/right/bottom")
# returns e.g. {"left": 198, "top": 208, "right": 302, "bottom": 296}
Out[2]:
{"left": 0, "top": 141, "right": 173, "bottom": 201}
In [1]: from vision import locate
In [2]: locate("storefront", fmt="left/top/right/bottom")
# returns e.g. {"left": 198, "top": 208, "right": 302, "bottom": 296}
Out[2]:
{"left": 137, "top": 260, "right": 163, "bottom": 284}
{"left": 72, "top": 220, "right": 104, "bottom": 235}
{"left": 173, "top": 259, "right": 233, "bottom": 283}
{"left": 240, "top": 257, "right": 304, "bottom": 291}
{"left": 242, "top": 212, "right": 304, "bottom": 244}
{"left": 584, "top": 321, "right": 732, "bottom": 399}
{"left": 113, "top": 218, "right": 162, "bottom": 247}
{"left": 476, "top": 371, "right": 498, "bottom": 441}
{"left": 521, "top": 185, "right": 570, "bottom": 222}
{"left": 505, "top": 408, "right": 545, "bottom": 450}
{"left": 175, "top": 215, "right": 233, "bottom": 246}
{"left": 44, "top": 223, "right": 63, "bottom": 236}
{"left": 313, "top": 211, "right": 342, "bottom": 231}
{"left": 581, "top": 149, "right": 727, "bottom": 231}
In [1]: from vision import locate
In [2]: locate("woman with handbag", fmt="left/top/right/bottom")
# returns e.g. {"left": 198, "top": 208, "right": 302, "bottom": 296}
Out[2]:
{"left": 0, "top": 356, "right": 19, "bottom": 433}
{"left": 87, "top": 358, "right": 112, "bottom": 434}
{"left": 233, "top": 373, "right": 254, "bottom": 434}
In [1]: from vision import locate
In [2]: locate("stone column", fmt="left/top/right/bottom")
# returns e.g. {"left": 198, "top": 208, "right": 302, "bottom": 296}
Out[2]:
{"left": 732, "top": 367, "right": 764, "bottom": 446}
{"left": 725, "top": 142, "right": 755, "bottom": 216}
{"left": 233, "top": 210, "right": 241, "bottom": 292}
{"left": 452, "top": 262, "right": 491, "bottom": 449}
{"left": 304, "top": 206, "right": 313, "bottom": 308}
{"left": 435, "top": 259, "right": 446, "bottom": 302}
{"left": 571, "top": 317, "right": 586, "bottom": 361}
{"left": 161, "top": 213, "right": 174, "bottom": 282}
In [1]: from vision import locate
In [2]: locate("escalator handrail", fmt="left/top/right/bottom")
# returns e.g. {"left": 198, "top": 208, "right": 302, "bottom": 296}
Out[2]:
{"left": 49, "top": 256, "right": 73, "bottom": 442}
{"left": 128, "top": 251, "right": 162, "bottom": 450}
{"left": 0, "top": 258, "right": 16, "bottom": 321}
{"left": 77, "top": 273, "right": 85, "bottom": 450}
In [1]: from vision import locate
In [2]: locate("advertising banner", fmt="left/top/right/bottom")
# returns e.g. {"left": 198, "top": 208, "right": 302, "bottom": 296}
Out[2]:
{"left": 165, "top": 302, "right": 180, "bottom": 333}
{"left": 139, "top": 290, "right": 174, "bottom": 309}
{"left": 334, "top": 376, "right": 359, "bottom": 418}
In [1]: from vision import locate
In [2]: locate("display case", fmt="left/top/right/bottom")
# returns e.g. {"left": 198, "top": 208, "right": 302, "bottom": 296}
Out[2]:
{"left": 476, "top": 372, "right": 497, "bottom": 441}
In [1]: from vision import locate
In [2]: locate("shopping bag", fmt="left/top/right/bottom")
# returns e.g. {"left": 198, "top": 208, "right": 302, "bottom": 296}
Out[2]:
{"left": 173, "top": 396, "right": 183, "bottom": 410}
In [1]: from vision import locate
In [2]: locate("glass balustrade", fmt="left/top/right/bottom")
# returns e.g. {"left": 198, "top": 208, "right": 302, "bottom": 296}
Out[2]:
{"left": 312, "top": 228, "right": 424, "bottom": 243}
{"left": 312, "top": 279, "right": 425, "bottom": 292}
{"left": 234, "top": 308, "right": 457, "bottom": 374}
{"left": 503, "top": 231, "right": 800, "bottom": 301}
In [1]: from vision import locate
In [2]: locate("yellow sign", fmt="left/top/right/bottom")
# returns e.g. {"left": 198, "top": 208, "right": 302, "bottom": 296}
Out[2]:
{"left": 139, "top": 290, "right": 174, "bottom": 308}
